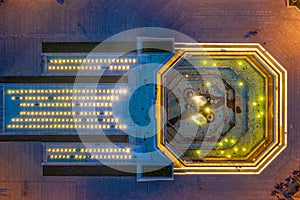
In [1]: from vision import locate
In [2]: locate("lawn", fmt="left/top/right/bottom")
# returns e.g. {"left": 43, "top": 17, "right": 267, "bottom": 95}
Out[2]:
{"left": 182, "top": 58, "right": 267, "bottom": 159}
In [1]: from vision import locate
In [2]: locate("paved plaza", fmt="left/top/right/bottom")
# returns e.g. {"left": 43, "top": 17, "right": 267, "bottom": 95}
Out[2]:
{"left": 0, "top": 0, "right": 300, "bottom": 199}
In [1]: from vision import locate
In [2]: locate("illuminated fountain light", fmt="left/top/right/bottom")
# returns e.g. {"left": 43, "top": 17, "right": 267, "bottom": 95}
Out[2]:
{"left": 192, "top": 95, "right": 207, "bottom": 107}
{"left": 191, "top": 113, "right": 207, "bottom": 126}
{"left": 205, "top": 81, "right": 211, "bottom": 87}
{"left": 204, "top": 106, "right": 211, "bottom": 113}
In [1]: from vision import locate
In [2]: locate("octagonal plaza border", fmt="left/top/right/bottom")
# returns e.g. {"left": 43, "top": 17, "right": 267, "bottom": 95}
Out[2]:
{"left": 286, "top": 0, "right": 300, "bottom": 12}
{"left": 166, "top": 56, "right": 265, "bottom": 156}
{"left": 156, "top": 43, "right": 287, "bottom": 174}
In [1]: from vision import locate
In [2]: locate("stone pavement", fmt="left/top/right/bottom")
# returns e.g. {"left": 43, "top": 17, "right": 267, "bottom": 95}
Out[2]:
{"left": 0, "top": 0, "right": 300, "bottom": 199}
